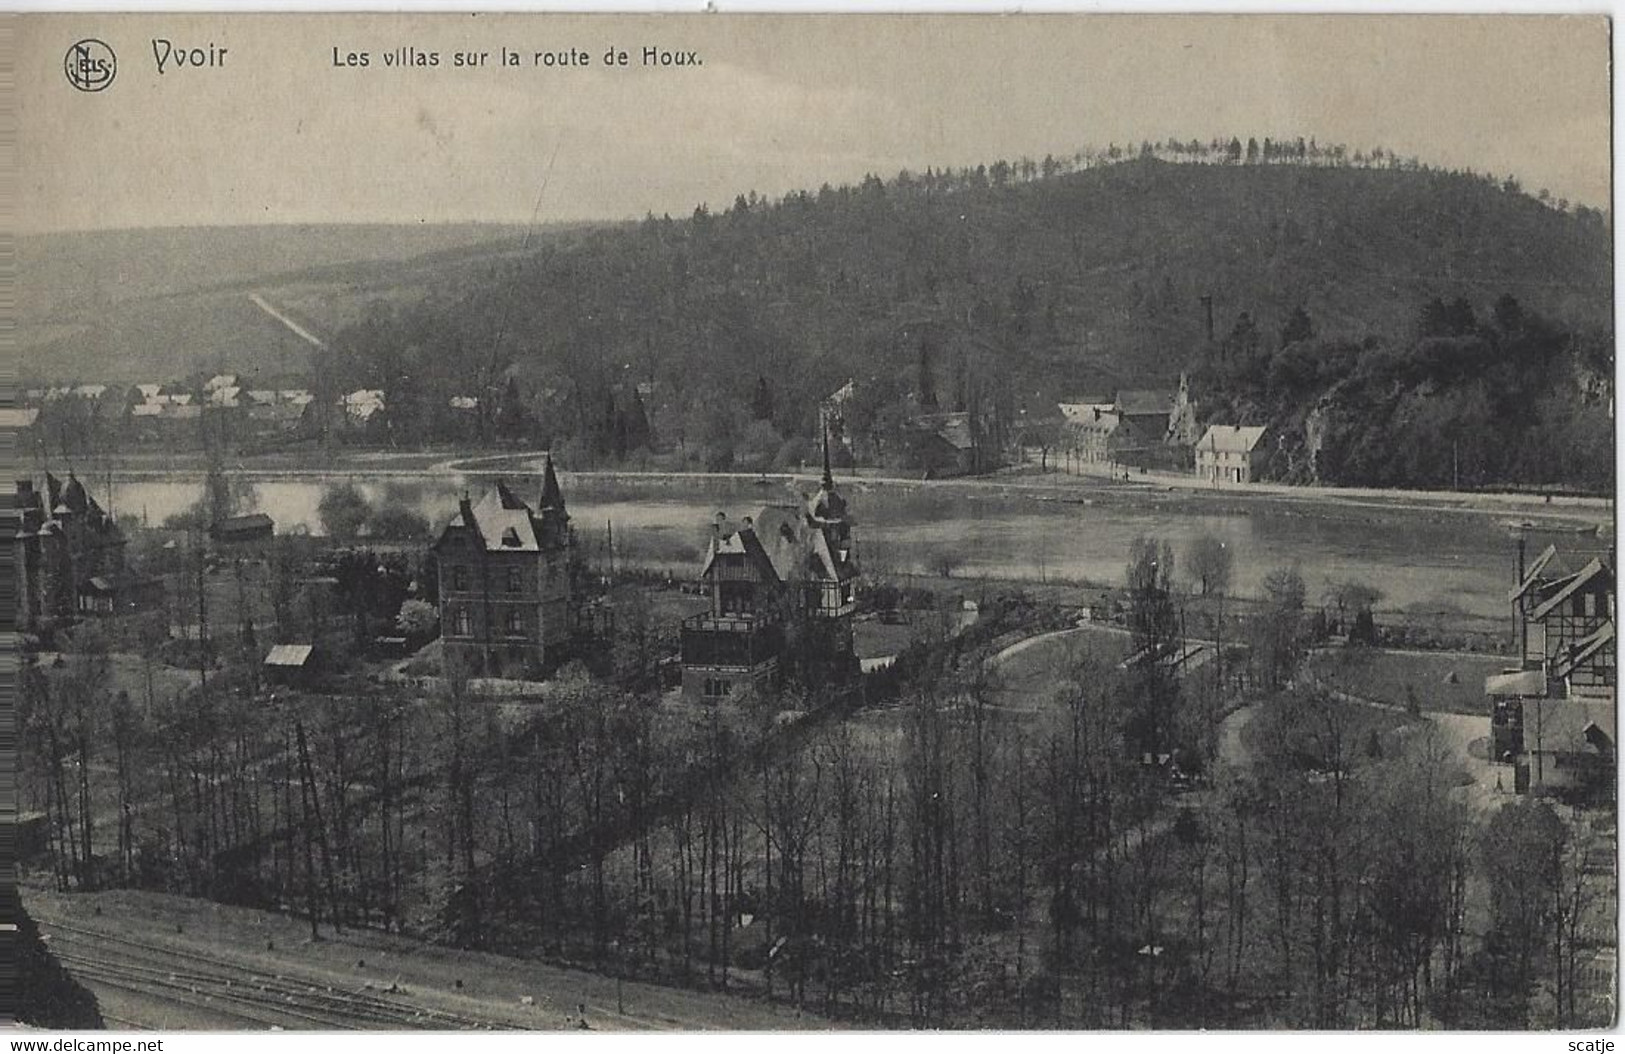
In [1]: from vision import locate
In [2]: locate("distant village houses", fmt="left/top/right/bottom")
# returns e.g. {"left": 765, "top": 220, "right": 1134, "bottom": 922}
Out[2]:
{"left": 1054, "top": 375, "right": 1199, "bottom": 473}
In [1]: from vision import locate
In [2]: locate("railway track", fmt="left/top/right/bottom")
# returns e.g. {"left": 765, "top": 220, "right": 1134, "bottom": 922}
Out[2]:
{"left": 38, "top": 915, "right": 524, "bottom": 1030}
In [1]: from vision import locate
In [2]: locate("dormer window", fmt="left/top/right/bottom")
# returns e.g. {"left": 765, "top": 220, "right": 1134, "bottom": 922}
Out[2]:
{"left": 501, "top": 526, "right": 522, "bottom": 547}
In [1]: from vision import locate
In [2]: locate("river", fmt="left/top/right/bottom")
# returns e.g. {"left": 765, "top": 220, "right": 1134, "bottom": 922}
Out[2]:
{"left": 106, "top": 467, "right": 1608, "bottom": 622}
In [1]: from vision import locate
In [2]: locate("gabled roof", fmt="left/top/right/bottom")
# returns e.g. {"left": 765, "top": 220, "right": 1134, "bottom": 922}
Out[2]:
{"left": 913, "top": 411, "right": 974, "bottom": 451}
{"left": 1196, "top": 424, "right": 1268, "bottom": 454}
{"left": 1116, "top": 389, "right": 1176, "bottom": 416}
{"left": 1554, "top": 620, "right": 1616, "bottom": 680}
{"left": 1059, "top": 401, "right": 1116, "bottom": 424}
{"left": 1509, "top": 544, "right": 1561, "bottom": 602}
{"left": 754, "top": 505, "right": 842, "bottom": 584}
{"left": 452, "top": 486, "right": 538, "bottom": 551}
{"left": 697, "top": 519, "right": 780, "bottom": 584}
{"left": 0, "top": 408, "right": 39, "bottom": 428}
{"left": 1530, "top": 557, "right": 1611, "bottom": 622}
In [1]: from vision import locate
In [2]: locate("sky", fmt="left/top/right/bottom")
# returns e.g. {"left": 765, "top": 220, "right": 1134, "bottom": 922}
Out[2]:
{"left": 17, "top": 13, "right": 1613, "bottom": 233}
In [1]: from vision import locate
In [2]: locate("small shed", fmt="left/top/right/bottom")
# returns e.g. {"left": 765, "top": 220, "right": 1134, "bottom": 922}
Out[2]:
{"left": 210, "top": 512, "right": 275, "bottom": 545}
{"left": 264, "top": 643, "right": 317, "bottom": 686}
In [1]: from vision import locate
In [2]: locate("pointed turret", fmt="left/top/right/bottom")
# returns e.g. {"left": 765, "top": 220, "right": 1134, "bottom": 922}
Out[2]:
{"left": 810, "top": 427, "right": 848, "bottom": 526}
{"left": 539, "top": 454, "right": 565, "bottom": 510}
{"left": 535, "top": 454, "right": 570, "bottom": 548}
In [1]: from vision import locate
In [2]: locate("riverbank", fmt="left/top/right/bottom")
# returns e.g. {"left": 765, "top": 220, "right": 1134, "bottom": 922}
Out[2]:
{"left": 85, "top": 446, "right": 1613, "bottom": 530}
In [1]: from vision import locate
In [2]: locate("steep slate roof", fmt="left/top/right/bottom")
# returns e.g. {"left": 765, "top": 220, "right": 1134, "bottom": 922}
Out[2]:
{"left": 696, "top": 518, "right": 780, "bottom": 583}
{"left": 439, "top": 475, "right": 568, "bottom": 555}
{"left": 1196, "top": 425, "right": 1268, "bottom": 454}
{"left": 698, "top": 503, "right": 856, "bottom": 587}
{"left": 459, "top": 484, "right": 539, "bottom": 551}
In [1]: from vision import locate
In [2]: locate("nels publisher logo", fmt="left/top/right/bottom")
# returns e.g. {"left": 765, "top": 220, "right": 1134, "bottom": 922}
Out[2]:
{"left": 64, "top": 39, "right": 116, "bottom": 92}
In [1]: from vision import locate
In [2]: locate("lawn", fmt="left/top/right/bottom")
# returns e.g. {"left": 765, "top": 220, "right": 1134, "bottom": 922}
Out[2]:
{"left": 1309, "top": 648, "right": 1511, "bottom": 716}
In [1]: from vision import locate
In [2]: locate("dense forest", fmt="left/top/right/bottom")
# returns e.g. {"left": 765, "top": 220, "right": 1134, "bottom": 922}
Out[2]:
{"left": 307, "top": 139, "right": 1610, "bottom": 488}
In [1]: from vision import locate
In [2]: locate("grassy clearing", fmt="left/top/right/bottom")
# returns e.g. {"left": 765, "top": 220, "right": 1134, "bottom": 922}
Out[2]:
{"left": 1310, "top": 648, "right": 1510, "bottom": 716}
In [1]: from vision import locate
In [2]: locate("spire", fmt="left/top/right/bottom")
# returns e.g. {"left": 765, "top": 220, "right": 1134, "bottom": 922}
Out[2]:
{"left": 539, "top": 454, "right": 564, "bottom": 510}
{"left": 821, "top": 427, "right": 834, "bottom": 491}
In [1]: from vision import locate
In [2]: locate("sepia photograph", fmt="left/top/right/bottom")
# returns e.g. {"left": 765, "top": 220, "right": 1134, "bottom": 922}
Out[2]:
{"left": 7, "top": 10, "right": 1618, "bottom": 1035}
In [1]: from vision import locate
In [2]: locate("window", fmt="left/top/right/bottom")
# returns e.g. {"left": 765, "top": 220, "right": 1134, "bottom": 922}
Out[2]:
{"left": 452, "top": 607, "right": 472, "bottom": 636}
{"left": 1583, "top": 592, "right": 1597, "bottom": 618}
{"left": 704, "top": 678, "right": 734, "bottom": 699}
{"left": 451, "top": 566, "right": 468, "bottom": 591}
{"left": 507, "top": 566, "right": 523, "bottom": 594}
{"left": 505, "top": 609, "right": 526, "bottom": 637}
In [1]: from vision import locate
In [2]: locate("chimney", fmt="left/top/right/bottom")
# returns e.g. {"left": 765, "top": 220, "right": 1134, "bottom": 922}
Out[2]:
{"left": 713, "top": 511, "right": 727, "bottom": 537}
{"left": 1200, "top": 295, "right": 1215, "bottom": 343}
{"left": 742, "top": 516, "right": 754, "bottom": 531}
{"left": 1516, "top": 534, "right": 1527, "bottom": 587}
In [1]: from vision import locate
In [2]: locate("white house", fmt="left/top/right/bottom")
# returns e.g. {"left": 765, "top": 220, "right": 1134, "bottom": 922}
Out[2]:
{"left": 1195, "top": 424, "right": 1269, "bottom": 484}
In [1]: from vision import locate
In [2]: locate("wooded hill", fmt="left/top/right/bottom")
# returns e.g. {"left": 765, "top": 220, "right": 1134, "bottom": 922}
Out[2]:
{"left": 317, "top": 150, "right": 1611, "bottom": 485}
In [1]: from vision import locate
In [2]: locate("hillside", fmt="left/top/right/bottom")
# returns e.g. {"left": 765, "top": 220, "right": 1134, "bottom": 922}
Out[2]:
{"left": 21, "top": 155, "right": 1613, "bottom": 489}
{"left": 316, "top": 157, "right": 1610, "bottom": 430}
{"left": 19, "top": 224, "right": 537, "bottom": 384}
